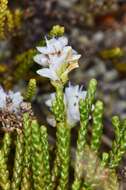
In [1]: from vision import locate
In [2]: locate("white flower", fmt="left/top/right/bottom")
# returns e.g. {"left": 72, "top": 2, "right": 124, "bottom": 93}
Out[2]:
{"left": 0, "top": 87, "right": 6, "bottom": 109}
{"left": 34, "top": 36, "right": 81, "bottom": 82}
{"left": 8, "top": 91, "right": 23, "bottom": 113}
{"left": 45, "top": 83, "right": 87, "bottom": 127}
{"left": 0, "top": 86, "right": 23, "bottom": 113}
{"left": 64, "top": 83, "right": 87, "bottom": 126}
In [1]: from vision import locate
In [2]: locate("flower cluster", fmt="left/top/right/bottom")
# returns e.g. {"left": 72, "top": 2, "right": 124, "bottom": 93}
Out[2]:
{"left": 34, "top": 36, "right": 81, "bottom": 83}
{"left": 0, "top": 86, "right": 32, "bottom": 131}
{"left": 0, "top": 86, "right": 23, "bottom": 114}
{"left": 34, "top": 35, "right": 87, "bottom": 126}
{"left": 46, "top": 83, "right": 87, "bottom": 127}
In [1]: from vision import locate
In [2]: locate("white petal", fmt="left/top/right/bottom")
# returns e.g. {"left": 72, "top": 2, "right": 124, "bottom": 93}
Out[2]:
{"left": 37, "top": 68, "right": 59, "bottom": 81}
{"left": 12, "top": 92, "right": 23, "bottom": 106}
{"left": 65, "top": 86, "right": 80, "bottom": 125}
{"left": 9, "top": 91, "right": 23, "bottom": 112}
{"left": 34, "top": 54, "right": 48, "bottom": 66}
{"left": 50, "top": 46, "right": 72, "bottom": 69}
{"left": 64, "top": 83, "right": 87, "bottom": 126}
{"left": 67, "top": 108, "right": 79, "bottom": 126}
{"left": 53, "top": 40, "right": 63, "bottom": 52}
{"left": 49, "top": 53, "right": 67, "bottom": 70}
{"left": 91, "top": 104, "right": 95, "bottom": 111}
{"left": 46, "top": 37, "right": 68, "bottom": 52}
{"left": 72, "top": 49, "right": 77, "bottom": 54}
{"left": 45, "top": 99, "right": 52, "bottom": 107}
{"left": 46, "top": 37, "right": 58, "bottom": 53}
{"left": 79, "top": 91, "right": 87, "bottom": 100}
{"left": 36, "top": 46, "right": 54, "bottom": 54}
{"left": 45, "top": 93, "right": 55, "bottom": 107}
{"left": 46, "top": 37, "right": 56, "bottom": 46}
{"left": 59, "top": 36, "right": 68, "bottom": 47}
{"left": 63, "top": 46, "right": 72, "bottom": 54}
{"left": 65, "top": 83, "right": 78, "bottom": 99}
{"left": 0, "top": 87, "right": 6, "bottom": 109}
{"left": 70, "top": 54, "right": 81, "bottom": 62}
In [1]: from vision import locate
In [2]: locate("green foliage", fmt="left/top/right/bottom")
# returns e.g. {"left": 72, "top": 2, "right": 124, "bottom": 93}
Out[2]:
{"left": 52, "top": 84, "right": 70, "bottom": 190}
{"left": 14, "top": 49, "right": 36, "bottom": 81}
{"left": 31, "top": 120, "right": 45, "bottom": 190}
{"left": 0, "top": 0, "right": 8, "bottom": 39}
{"left": 2, "top": 133, "right": 12, "bottom": 162}
{"left": 52, "top": 86, "right": 65, "bottom": 123}
{"left": 56, "top": 125, "right": 70, "bottom": 190}
{"left": 72, "top": 79, "right": 97, "bottom": 190}
{"left": 0, "top": 0, "right": 22, "bottom": 39}
{"left": 0, "top": 79, "right": 124, "bottom": 190}
{"left": 49, "top": 25, "right": 65, "bottom": 37}
{"left": 0, "top": 17, "right": 125, "bottom": 190}
{"left": 109, "top": 117, "right": 126, "bottom": 169}
{"left": 11, "top": 132, "right": 24, "bottom": 190}
{"left": 21, "top": 113, "right": 32, "bottom": 190}
{"left": 31, "top": 120, "right": 52, "bottom": 190}
{"left": 0, "top": 150, "right": 10, "bottom": 190}
{"left": 91, "top": 100, "right": 104, "bottom": 152}
{"left": 25, "top": 78, "right": 37, "bottom": 101}
{"left": 40, "top": 126, "right": 52, "bottom": 189}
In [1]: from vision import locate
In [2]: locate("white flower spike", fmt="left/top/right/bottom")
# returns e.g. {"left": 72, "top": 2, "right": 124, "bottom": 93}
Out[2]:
{"left": 46, "top": 83, "right": 87, "bottom": 127}
{"left": 34, "top": 36, "right": 81, "bottom": 83}
{"left": 64, "top": 83, "right": 87, "bottom": 126}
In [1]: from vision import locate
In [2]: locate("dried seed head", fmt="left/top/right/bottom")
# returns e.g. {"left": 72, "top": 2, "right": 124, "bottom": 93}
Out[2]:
{"left": 0, "top": 101, "right": 33, "bottom": 132}
{"left": 0, "top": 110, "right": 22, "bottom": 132}
{"left": 0, "top": 86, "right": 33, "bottom": 132}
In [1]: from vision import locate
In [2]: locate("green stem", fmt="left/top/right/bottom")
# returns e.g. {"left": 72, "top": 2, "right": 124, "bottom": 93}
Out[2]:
{"left": 81, "top": 182, "right": 93, "bottom": 190}
{"left": 101, "top": 153, "right": 109, "bottom": 167}
{"left": 25, "top": 78, "right": 36, "bottom": 101}
{"left": 0, "top": 150, "right": 10, "bottom": 190}
{"left": 11, "top": 131, "right": 24, "bottom": 190}
{"left": 52, "top": 85, "right": 65, "bottom": 123}
{"left": 2, "top": 132, "right": 12, "bottom": 163}
{"left": 91, "top": 100, "right": 104, "bottom": 152}
{"left": 21, "top": 113, "right": 32, "bottom": 190}
{"left": 109, "top": 118, "right": 126, "bottom": 168}
{"left": 52, "top": 85, "right": 71, "bottom": 190}
{"left": 51, "top": 150, "right": 60, "bottom": 189}
{"left": 40, "top": 125, "right": 52, "bottom": 190}
{"left": 56, "top": 124, "right": 71, "bottom": 190}
{"left": 72, "top": 79, "right": 97, "bottom": 190}
{"left": 31, "top": 120, "right": 44, "bottom": 190}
